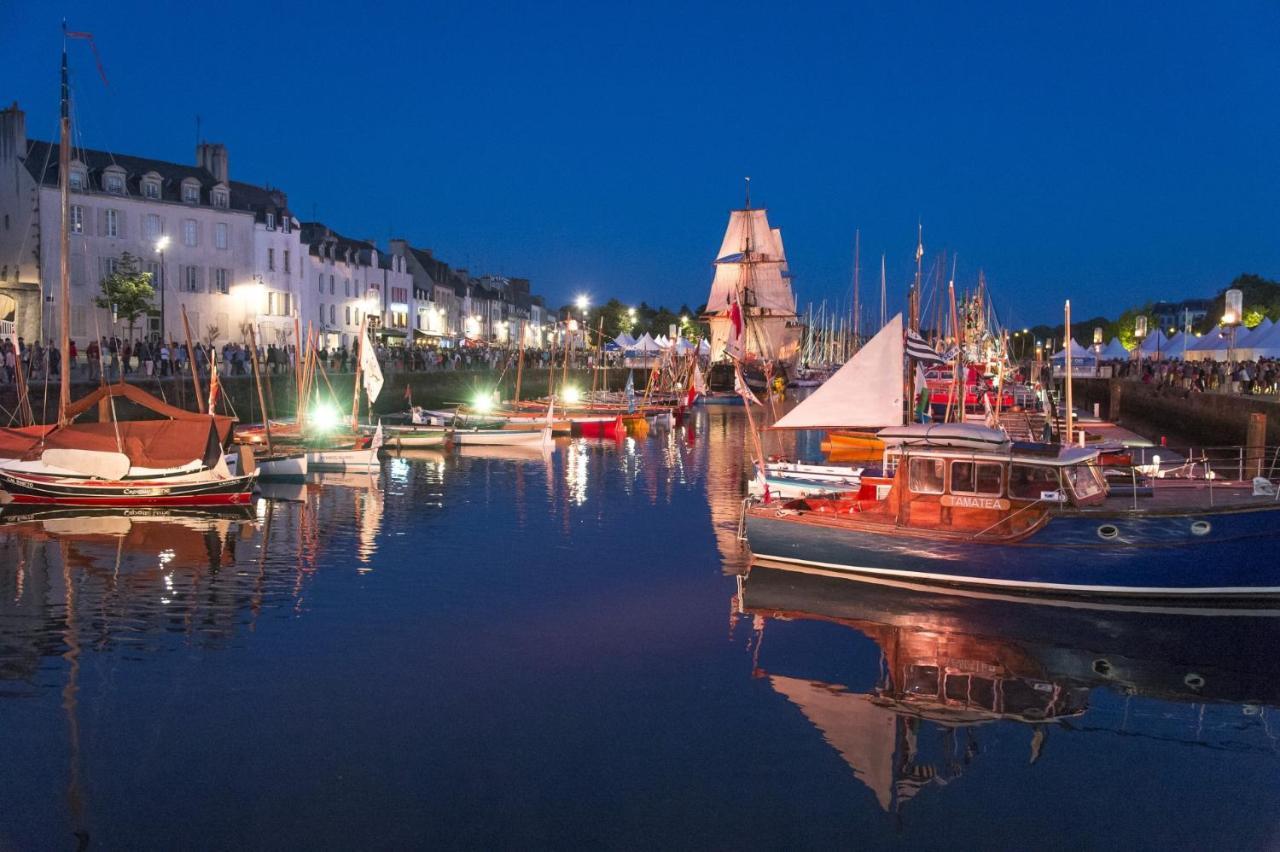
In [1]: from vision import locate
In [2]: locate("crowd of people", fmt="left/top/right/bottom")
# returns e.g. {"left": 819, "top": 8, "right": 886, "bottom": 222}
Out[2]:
{"left": 0, "top": 336, "right": 599, "bottom": 385}
{"left": 1102, "top": 358, "right": 1280, "bottom": 396}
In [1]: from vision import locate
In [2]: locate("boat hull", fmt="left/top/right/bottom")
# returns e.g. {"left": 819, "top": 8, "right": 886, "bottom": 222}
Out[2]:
{"left": 451, "top": 427, "right": 551, "bottom": 447}
{"left": 0, "top": 469, "right": 256, "bottom": 507}
{"left": 746, "top": 503, "right": 1280, "bottom": 597}
{"left": 308, "top": 448, "right": 381, "bottom": 471}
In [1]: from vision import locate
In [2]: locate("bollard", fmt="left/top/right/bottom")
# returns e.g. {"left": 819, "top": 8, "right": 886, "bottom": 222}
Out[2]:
{"left": 1093, "top": 402, "right": 1100, "bottom": 418}
{"left": 1246, "top": 412, "right": 1267, "bottom": 479}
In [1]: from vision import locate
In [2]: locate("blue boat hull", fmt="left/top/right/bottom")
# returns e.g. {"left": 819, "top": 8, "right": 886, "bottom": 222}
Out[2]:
{"left": 746, "top": 504, "right": 1280, "bottom": 597}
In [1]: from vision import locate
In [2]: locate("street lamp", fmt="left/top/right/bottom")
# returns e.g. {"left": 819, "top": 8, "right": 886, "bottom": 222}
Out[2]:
{"left": 154, "top": 234, "right": 170, "bottom": 341}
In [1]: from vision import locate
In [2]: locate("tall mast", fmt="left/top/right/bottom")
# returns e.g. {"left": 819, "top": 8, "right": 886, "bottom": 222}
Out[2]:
{"left": 879, "top": 254, "right": 886, "bottom": 329}
{"left": 851, "top": 229, "right": 860, "bottom": 349}
{"left": 58, "top": 39, "right": 72, "bottom": 425}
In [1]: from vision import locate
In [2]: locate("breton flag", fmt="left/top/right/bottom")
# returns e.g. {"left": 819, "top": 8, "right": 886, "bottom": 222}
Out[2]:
{"left": 360, "top": 329, "right": 384, "bottom": 403}
{"left": 734, "top": 364, "right": 762, "bottom": 406}
{"left": 905, "top": 329, "right": 948, "bottom": 366}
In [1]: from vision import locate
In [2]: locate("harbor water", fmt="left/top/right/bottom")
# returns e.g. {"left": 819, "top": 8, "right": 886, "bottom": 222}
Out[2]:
{"left": 0, "top": 407, "right": 1276, "bottom": 849}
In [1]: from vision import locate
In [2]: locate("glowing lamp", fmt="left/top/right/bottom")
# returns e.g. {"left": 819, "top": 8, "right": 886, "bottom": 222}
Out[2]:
{"left": 312, "top": 403, "right": 340, "bottom": 431}
{"left": 472, "top": 395, "right": 493, "bottom": 413}
{"left": 563, "top": 387, "right": 581, "bottom": 404}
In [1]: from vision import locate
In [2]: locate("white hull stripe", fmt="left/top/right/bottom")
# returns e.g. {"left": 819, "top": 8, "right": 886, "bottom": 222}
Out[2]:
{"left": 750, "top": 552, "right": 1280, "bottom": 597}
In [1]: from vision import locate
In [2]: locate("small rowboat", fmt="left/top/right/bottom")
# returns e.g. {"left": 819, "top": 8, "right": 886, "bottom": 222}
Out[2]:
{"left": 0, "top": 467, "right": 257, "bottom": 507}
{"left": 451, "top": 425, "right": 553, "bottom": 448}
{"left": 825, "top": 430, "right": 884, "bottom": 452}
{"left": 308, "top": 446, "right": 381, "bottom": 472}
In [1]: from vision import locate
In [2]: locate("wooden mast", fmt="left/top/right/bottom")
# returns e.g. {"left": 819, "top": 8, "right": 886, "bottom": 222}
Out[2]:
{"left": 1064, "top": 299, "right": 1075, "bottom": 445}
{"left": 351, "top": 315, "right": 367, "bottom": 431}
{"left": 514, "top": 320, "right": 525, "bottom": 404}
{"left": 180, "top": 305, "right": 205, "bottom": 412}
{"left": 851, "top": 229, "right": 860, "bottom": 351}
{"left": 247, "top": 325, "right": 273, "bottom": 456}
{"left": 57, "top": 43, "right": 72, "bottom": 425}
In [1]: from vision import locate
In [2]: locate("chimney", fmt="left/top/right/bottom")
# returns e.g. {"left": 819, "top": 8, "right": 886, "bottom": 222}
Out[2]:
{"left": 0, "top": 102, "right": 26, "bottom": 162}
{"left": 196, "top": 142, "right": 229, "bottom": 183}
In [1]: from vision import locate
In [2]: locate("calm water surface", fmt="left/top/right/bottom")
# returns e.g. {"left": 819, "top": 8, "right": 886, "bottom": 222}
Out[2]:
{"left": 0, "top": 408, "right": 1277, "bottom": 850}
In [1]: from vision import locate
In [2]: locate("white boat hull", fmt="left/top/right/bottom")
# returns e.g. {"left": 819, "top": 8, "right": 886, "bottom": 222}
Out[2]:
{"left": 451, "top": 427, "right": 552, "bottom": 448}
{"left": 308, "top": 448, "right": 381, "bottom": 471}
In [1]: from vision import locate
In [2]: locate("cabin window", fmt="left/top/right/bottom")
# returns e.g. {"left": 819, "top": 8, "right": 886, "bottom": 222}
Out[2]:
{"left": 950, "top": 461, "right": 1003, "bottom": 496}
{"left": 1064, "top": 464, "right": 1105, "bottom": 501}
{"left": 904, "top": 665, "right": 939, "bottom": 697}
{"left": 908, "top": 458, "right": 945, "bottom": 495}
{"left": 1009, "top": 464, "right": 1061, "bottom": 500}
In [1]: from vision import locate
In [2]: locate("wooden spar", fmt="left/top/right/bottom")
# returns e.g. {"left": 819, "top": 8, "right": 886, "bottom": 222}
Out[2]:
{"left": 945, "top": 280, "right": 960, "bottom": 424}
{"left": 994, "top": 330, "right": 1008, "bottom": 424}
{"left": 737, "top": 361, "right": 772, "bottom": 502}
{"left": 294, "top": 316, "right": 305, "bottom": 427}
{"left": 851, "top": 228, "right": 860, "bottom": 350}
{"left": 590, "top": 318, "right": 603, "bottom": 399}
{"left": 57, "top": 47, "right": 72, "bottom": 426}
{"left": 1064, "top": 299, "right": 1075, "bottom": 445}
{"left": 561, "top": 315, "right": 571, "bottom": 390}
{"left": 547, "top": 323, "right": 558, "bottom": 401}
{"left": 514, "top": 320, "right": 525, "bottom": 404}
{"left": 351, "top": 315, "right": 367, "bottom": 430}
{"left": 597, "top": 317, "right": 607, "bottom": 393}
{"left": 256, "top": 324, "right": 277, "bottom": 420}
{"left": 180, "top": 305, "right": 205, "bottom": 412}
{"left": 247, "top": 325, "right": 273, "bottom": 456}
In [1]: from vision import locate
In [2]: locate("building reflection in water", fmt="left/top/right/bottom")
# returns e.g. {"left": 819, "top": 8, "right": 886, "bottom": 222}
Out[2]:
{"left": 735, "top": 565, "right": 1280, "bottom": 817}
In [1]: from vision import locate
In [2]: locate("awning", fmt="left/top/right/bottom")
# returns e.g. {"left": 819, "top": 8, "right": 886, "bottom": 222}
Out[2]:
{"left": 377, "top": 328, "right": 408, "bottom": 339}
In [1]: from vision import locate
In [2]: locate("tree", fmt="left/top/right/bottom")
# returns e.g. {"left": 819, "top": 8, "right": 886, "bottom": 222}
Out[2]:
{"left": 94, "top": 252, "right": 154, "bottom": 342}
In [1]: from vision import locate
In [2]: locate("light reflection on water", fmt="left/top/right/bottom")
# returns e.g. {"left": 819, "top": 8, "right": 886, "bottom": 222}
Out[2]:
{"left": 0, "top": 406, "right": 1275, "bottom": 849}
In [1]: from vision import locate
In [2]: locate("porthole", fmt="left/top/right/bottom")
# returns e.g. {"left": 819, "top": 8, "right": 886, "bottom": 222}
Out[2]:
{"left": 1190, "top": 521, "right": 1211, "bottom": 537}
{"left": 1184, "top": 672, "right": 1205, "bottom": 690}
{"left": 1097, "top": 524, "right": 1120, "bottom": 541}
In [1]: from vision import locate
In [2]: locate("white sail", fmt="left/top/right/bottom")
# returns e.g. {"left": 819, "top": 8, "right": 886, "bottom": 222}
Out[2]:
{"left": 773, "top": 314, "right": 904, "bottom": 430}
{"left": 706, "top": 208, "right": 796, "bottom": 315}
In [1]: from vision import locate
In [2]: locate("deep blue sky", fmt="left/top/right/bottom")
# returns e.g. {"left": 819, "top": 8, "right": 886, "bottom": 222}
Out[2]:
{"left": 4, "top": 1, "right": 1278, "bottom": 326}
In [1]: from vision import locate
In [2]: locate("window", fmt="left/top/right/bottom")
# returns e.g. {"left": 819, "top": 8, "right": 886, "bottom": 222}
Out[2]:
{"left": 1064, "top": 464, "right": 1104, "bottom": 501}
{"left": 69, "top": 170, "right": 84, "bottom": 190}
{"left": 70, "top": 204, "right": 84, "bottom": 233}
{"left": 183, "top": 183, "right": 200, "bottom": 204}
{"left": 104, "top": 208, "right": 119, "bottom": 238}
{"left": 105, "top": 173, "right": 124, "bottom": 194}
{"left": 183, "top": 219, "right": 198, "bottom": 247}
{"left": 318, "top": 274, "right": 324, "bottom": 293}
{"left": 267, "top": 248, "right": 276, "bottom": 271}
{"left": 330, "top": 304, "right": 336, "bottom": 325}
{"left": 319, "top": 302, "right": 325, "bottom": 323}
{"left": 180, "top": 266, "right": 201, "bottom": 293}
{"left": 145, "top": 213, "right": 162, "bottom": 240}
{"left": 213, "top": 268, "right": 229, "bottom": 294}
{"left": 265, "top": 213, "right": 276, "bottom": 230}
{"left": 908, "top": 458, "right": 945, "bottom": 495}
{"left": 146, "top": 261, "right": 161, "bottom": 288}
{"left": 212, "top": 190, "right": 228, "bottom": 208}
{"left": 950, "top": 461, "right": 1003, "bottom": 496}
{"left": 144, "top": 180, "right": 160, "bottom": 199}
{"left": 215, "top": 222, "right": 228, "bottom": 250}
{"left": 1009, "top": 464, "right": 1061, "bottom": 501}
{"left": 329, "top": 275, "right": 335, "bottom": 295}
{"left": 102, "top": 256, "right": 119, "bottom": 277}
{"left": 345, "top": 305, "right": 351, "bottom": 324}
{"left": 345, "top": 279, "right": 350, "bottom": 297}
{"left": 283, "top": 250, "right": 290, "bottom": 273}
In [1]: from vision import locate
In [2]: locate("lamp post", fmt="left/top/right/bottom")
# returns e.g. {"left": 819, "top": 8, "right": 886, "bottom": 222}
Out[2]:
{"left": 154, "top": 235, "right": 170, "bottom": 342}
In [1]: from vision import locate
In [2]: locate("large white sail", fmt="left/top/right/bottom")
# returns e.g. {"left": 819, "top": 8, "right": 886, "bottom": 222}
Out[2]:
{"left": 773, "top": 314, "right": 904, "bottom": 430}
{"left": 704, "top": 205, "right": 800, "bottom": 366}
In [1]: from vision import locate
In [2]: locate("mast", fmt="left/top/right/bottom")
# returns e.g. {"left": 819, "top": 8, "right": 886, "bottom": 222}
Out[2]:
{"left": 247, "top": 325, "right": 273, "bottom": 456}
{"left": 879, "top": 254, "right": 887, "bottom": 329}
{"left": 514, "top": 320, "right": 525, "bottom": 404}
{"left": 851, "top": 229, "right": 860, "bottom": 349}
{"left": 58, "top": 41, "right": 72, "bottom": 425}
{"left": 1064, "top": 299, "right": 1075, "bottom": 445}
{"left": 351, "top": 315, "right": 366, "bottom": 430}
{"left": 180, "top": 305, "right": 205, "bottom": 412}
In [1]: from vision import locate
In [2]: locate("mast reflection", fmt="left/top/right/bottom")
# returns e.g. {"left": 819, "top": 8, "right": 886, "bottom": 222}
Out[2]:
{"left": 736, "top": 566, "right": 1280, "bottom": 815}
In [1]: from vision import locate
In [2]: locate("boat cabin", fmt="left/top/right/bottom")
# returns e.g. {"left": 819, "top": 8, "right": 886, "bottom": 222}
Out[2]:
{"left": 781, "top": 424, "right": 1107, "bottom": 539}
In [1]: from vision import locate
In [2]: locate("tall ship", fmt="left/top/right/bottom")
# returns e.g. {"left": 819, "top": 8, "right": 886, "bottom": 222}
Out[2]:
{"left": 702, "top": 187, "right": 801, "bottom": 396}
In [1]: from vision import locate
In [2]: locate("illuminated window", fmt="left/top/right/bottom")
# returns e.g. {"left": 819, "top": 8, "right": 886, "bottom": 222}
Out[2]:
{"left": 909, "top": 458, "right": 945, "bottom": 495}
{"left": 950, "top": 461, "right": 1003, "bottom": 496}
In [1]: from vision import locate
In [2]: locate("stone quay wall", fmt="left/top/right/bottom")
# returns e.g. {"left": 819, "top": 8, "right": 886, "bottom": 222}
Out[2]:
{"left": 1074, "top": 378, "right": 1280, "bottom": 446}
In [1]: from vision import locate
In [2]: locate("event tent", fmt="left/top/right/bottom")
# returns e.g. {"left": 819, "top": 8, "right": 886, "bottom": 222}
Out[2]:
{"left": 1138, "top": 332, "right": 1168, "bottom": 355}
{"left": 1096, "top": 337, "right": 1130, "bottom": 360}
{"left": 1051, "top": 338, "right": 1099, "bottom": 376}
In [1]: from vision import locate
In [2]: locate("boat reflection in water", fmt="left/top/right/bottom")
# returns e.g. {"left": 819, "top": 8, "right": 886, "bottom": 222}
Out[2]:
{"left": 735, "top": 564, "right": 1280, "bottom": 815}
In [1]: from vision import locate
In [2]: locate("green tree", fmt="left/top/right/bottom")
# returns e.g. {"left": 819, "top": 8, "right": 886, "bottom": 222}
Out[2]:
{"left": 94, "top": 252, "right": 155, "bottom": 342}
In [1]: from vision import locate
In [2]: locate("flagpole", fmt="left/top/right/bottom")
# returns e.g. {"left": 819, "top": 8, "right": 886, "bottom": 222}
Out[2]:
{"left": 351, "top": 315, "right": 367, "bottom": 431}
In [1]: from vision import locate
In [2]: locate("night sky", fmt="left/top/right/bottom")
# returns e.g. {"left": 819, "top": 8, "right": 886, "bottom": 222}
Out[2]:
{"left": 4, "top": 1, "right": 1278, "bottom": 326}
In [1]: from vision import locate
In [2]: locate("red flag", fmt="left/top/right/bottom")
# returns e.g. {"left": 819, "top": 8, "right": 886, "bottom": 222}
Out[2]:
{"left": 207, "top": 360, "right": 220, "bottom": 415}
{"left": 729, "top": 296, "right": 744, "bottom": 343}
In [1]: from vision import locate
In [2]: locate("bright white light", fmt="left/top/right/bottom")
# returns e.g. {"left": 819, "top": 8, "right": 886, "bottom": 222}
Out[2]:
{"left": 155, "top": 235, "right": 170, "bottom": 252}
{"left": 563, "top": 387, "right": 581, "bottom": 404}
{"left": 312, "top": 403, "right": 340, "bottom": 431}
{"left": 473, "top": 395, "right": 493, "bottom": 413}
{"left": 576, "top": 295, "right": 589, "bottom": 312}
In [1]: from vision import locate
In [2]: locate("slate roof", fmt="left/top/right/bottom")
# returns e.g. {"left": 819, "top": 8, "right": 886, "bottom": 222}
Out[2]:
{"left": 23, "top": 140, "right": 291, "bottom": 222}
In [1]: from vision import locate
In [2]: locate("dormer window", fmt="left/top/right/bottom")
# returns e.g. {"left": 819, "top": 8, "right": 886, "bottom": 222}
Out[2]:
{"left": 282, "top": 217, "right": 291, "bottom": 234}
{"left": 104, "top": 171, "right": 125, "bottom": 195}
{"left": 211, "top": 188, "right": 229, "bottom": 208}
{"left": 144, "top": 179, "right": 160, "bottom": 199}
{"left": 69, "top": 169, "right": 85, "bottom": 191}
{"left": 265, "top": 212, "right": 276, "bottom": 230}
{"left": 182, "top": 180, "right": 200, "bottom": 204}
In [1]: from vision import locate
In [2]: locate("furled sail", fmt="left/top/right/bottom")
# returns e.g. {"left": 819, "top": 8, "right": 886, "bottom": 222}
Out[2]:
{"left": 772, "top": 314, "right": 904, "bottom": 430}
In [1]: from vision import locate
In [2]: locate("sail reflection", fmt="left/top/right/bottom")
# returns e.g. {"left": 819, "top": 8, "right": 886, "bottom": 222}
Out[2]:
{"left": 736, "top": 566, "right": 1280, "bottom": 815}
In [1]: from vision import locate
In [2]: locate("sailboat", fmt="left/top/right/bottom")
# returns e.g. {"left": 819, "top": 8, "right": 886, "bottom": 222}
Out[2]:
{"left": 750, "top": 315, "right": 905, "bottom": 498}
{"left": 0, "top": 34, "right": 256, "bottom": 507}
{"left": 701, "top": 185, "right": 801, "bottom": 399}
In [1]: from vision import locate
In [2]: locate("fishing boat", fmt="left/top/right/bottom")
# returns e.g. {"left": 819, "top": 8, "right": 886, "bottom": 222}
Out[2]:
{"left": 0, "top": 465, "right": 254, "bottom": 507}
{"left": 700, "top": 185, "right": 801, "bottom": 393}
{"left": 360, "top": 422, "right": 450, "bottom": 448}
{"left": 575, "top": 416, "right": 625, "bottom": 440}
{"left": 746, "top": 422, "right": 1280, "bottom": 598}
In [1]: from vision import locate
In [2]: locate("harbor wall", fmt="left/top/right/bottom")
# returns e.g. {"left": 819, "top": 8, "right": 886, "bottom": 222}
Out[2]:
{"left": 1074, "top": 378, "right": 1280, "bottom": 446}
{"left": 0, "top": 368, "right": 647, "bottom": 425}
